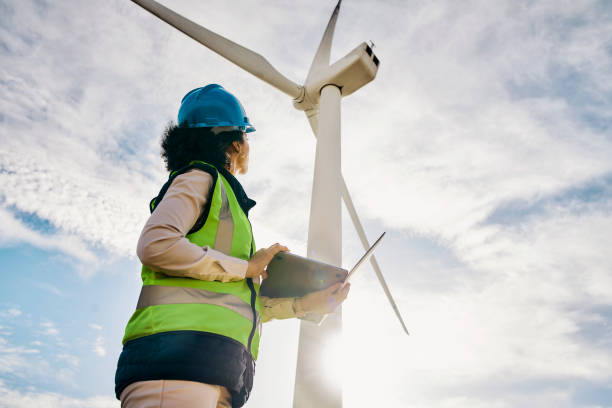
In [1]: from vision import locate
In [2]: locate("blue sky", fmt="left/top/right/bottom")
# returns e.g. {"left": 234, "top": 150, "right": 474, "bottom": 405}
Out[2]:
{"left": 1, "top": 0, "right": 612, "bottom": 407}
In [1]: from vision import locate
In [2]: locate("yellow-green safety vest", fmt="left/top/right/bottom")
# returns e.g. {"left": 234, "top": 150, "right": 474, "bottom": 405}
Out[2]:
{"left": 122, "top": 161, "right": 261, "bottom": 359}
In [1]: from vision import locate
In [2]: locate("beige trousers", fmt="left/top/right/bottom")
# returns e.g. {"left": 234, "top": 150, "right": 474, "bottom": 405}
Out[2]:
{"left": 120, "top": 380, "right": 232, "bottom": 408}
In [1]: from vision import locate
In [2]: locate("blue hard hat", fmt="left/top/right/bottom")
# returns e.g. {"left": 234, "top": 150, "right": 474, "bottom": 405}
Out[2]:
{"left": 177, "top": 84, "right": 255, "bottom": 132}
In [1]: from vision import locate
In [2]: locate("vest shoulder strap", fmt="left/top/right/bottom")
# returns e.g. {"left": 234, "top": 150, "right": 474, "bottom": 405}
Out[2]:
{"left": 149, "top": 162, "right": 219, "bottom": 235}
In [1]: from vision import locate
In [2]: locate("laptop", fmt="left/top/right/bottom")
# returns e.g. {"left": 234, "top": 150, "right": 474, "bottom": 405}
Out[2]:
{"left": 260, "top": 232, "right": 385, "bottom": 298}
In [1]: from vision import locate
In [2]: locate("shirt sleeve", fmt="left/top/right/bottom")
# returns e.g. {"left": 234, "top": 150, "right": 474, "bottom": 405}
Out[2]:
{"left": 260, "top": 296, "right": 298, "bottom": 322}
{"left": 137, "top": 169, "right": 248, "bottom": 282}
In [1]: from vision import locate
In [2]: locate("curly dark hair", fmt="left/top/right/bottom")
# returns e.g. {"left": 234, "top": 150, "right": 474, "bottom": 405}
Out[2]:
{"left": 160, "top": 122, "right": 245, "bottom": 172}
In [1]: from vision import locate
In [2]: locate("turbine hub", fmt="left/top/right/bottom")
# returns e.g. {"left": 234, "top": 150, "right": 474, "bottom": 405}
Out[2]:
{"left": 293, "top": 42, "right": 379, "bottom": 112}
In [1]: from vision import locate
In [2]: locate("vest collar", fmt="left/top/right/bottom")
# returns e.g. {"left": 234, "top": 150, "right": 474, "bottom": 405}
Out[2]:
{"left": 218, "top": 167, "right": 257, "bottom": 216}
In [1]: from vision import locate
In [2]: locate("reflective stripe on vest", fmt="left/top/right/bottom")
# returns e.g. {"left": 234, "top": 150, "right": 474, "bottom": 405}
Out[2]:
{"left": 135, "top": 285, "right": 263, "bottom": 332}
{"left": 122, "top": 162, "right": 261, "bottom": 359}
{"left": 137, "top": 285, "right": 255, "bottom": 322}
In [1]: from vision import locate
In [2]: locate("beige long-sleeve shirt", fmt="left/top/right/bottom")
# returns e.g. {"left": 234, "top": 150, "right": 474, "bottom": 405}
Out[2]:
{"left": 137, "top": 169, "right": 296, "bottom": 322}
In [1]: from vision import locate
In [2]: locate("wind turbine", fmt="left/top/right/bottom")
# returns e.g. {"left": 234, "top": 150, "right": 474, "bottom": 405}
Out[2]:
{"left": 129, "top": 1, "right": 409, "bottom": 406}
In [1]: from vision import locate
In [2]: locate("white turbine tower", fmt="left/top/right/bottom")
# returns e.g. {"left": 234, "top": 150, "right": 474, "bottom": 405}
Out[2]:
{"left": 129, "top": 1, "right": 409, "bottom": 406}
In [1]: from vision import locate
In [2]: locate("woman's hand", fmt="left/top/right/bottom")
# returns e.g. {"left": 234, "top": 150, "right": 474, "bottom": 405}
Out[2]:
{"left": 246, "top": 243, "right": 289, "bottom": 280}
{"left": 295, "top": 282, "right": 351, "bottom": 315}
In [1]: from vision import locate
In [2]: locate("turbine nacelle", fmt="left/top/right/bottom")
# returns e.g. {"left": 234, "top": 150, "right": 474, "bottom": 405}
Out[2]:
{"left": 293, "top": 42, "right": 380, "bottom": 112}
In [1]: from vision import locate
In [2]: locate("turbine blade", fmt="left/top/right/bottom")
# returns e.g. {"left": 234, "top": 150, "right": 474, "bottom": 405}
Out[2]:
{"left": 306, "top": 108, "right": 409, "bottom": 335}
{"left": 131, "top": 0, "right": 302, "bottom": 99}
{"left": 305, "top": 0, "right": 342, "bottom": 84}
{"left": 341, "top": 180, "right": 410, "bottom": 335}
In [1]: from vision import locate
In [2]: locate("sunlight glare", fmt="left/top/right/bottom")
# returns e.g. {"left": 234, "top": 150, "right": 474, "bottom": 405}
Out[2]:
{"left": 320, "top": 333, "right": 344, "bottom": 389}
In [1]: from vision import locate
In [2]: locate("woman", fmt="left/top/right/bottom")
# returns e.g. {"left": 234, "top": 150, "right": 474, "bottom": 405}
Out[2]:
{"left": 115, "top": 84, "right": 350, "bottom": 408}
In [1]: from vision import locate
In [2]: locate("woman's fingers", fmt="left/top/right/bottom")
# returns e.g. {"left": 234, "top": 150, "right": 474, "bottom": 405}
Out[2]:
{"left": 245, "top": 243, "right": 290, "bottom": 279}
{"left": 330, "top": 282, "right": 350, "bottom": 302}
{"left": 267, "top": 243, "right": 289, "bottom": 255}
{"left": 263, "top": 243, "right": 289, "bottom": 264}
{"left": 329, "top": 282, "right": 344, "bottom": 294}
{"left": 297, "top": 281, "right": 351, "bottom": 314}
{"left": 336, "top": 283, "right": 350, "bottom": 301}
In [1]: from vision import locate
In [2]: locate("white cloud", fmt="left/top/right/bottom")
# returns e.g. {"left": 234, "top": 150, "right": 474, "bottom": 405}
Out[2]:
{"left": 40, "top": 322, "right": 59, "bottom": 337}
{"left": 0, "top": 333, "right": 81, "bottom": 389}
{"left": 0, "top": 207, "right": 97, "bottom": 264}
{"left": 92, "top": 335, "right": 106, "bottom": 358}
{"left": 0, "top": 308, "right": 22, "bottom": 320}
{"left": 57, "top": 353, "right": 79, "bottom": 368}
{"left": 88, "top": 326, "right": 109, "bottom": 357}
{"left": 0, "top": 336, "right": 40, "bottom": 375}
{"left": 0, "top": 379, "right": 118, "bottom": 408}
{"left": 35, "top": 282, "right": 64, "bottom": 297}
